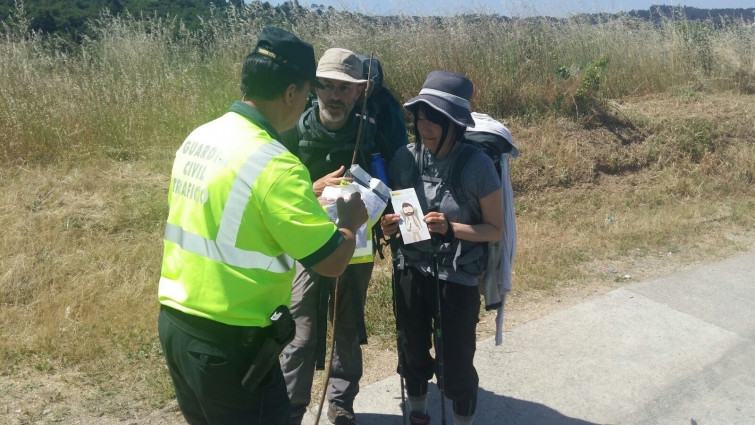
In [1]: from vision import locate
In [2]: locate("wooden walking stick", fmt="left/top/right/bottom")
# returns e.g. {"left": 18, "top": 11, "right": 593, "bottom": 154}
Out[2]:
{"left": 314, "top": 276, "right": 340, "bottom": 424}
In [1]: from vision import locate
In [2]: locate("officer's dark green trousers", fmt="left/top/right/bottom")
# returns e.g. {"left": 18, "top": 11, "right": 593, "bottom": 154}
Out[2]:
{"left": 158, "top": 305, "right": 290, "bottom": 425}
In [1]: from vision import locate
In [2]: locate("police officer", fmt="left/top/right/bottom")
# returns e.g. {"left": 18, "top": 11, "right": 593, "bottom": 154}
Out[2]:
{"left": 157, "top": 27, "right": 368, "bottom": 425}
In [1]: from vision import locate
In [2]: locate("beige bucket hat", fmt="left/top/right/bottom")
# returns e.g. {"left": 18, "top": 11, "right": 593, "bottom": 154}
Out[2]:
{"left": 316, "top": 48, "right": 368, "bottom": 83}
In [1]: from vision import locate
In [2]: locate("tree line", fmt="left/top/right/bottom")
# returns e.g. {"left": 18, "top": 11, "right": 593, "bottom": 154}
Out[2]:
{"left": 0, "top": 0, "right": 247, "bottom": 41}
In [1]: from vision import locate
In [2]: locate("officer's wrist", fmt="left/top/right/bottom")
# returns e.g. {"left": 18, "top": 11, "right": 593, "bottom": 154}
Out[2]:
{"left": 339, "top": 219, "right": 362, "bottom": 235}
{"left": 338, "top": 227, "right": 357, "bottom": 241}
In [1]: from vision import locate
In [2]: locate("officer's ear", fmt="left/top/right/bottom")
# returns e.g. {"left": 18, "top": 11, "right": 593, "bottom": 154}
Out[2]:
{"left": 283, "top": 83, "right": 297, "bottom": 106}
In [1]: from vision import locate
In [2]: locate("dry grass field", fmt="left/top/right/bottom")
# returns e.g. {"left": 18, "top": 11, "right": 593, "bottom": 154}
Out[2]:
{"left": 1, "top": 5, "right": 754, "bottom": 424}
{"left": 2, "top": 91, "right": 753, "bottom": 424}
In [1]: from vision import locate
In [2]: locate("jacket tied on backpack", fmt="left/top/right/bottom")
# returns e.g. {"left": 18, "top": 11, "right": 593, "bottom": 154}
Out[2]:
{"left": 465, "top": 112, "right": 519, "bottom": 346}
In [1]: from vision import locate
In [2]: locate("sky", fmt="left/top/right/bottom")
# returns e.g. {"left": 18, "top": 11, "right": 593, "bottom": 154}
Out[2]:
{"left": 264, "top": 1, "right": 755, "bottom": 17}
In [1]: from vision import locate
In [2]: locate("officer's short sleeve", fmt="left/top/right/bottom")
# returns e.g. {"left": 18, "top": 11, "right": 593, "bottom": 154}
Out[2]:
{"left": 258, "top": 154, "right": 342, "bottom": 268}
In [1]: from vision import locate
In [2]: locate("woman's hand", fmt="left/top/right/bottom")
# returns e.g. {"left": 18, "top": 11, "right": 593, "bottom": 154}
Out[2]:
{"left": 424, "top": 211, "right": 450, "bottom": 235}
{"left": 380, "top": 213, "right": 400, "bottom": 237}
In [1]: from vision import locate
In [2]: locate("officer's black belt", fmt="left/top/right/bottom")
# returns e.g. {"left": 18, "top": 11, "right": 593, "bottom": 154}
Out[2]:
{"left": 161, "top": 305, "right": 266, "bottom": 347}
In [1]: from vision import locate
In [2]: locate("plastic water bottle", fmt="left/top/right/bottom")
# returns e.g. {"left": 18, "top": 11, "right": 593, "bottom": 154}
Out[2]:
{"left": 370, "top": 153, "right": 389, "bottom": 186}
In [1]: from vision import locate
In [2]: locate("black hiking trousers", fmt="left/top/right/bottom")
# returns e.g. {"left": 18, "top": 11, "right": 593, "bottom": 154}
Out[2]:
{"left": 395, "top": 266, "right": 480, "bottom": 416}
{"left": 158, "top": 305, "right": 290, "bottom": 425}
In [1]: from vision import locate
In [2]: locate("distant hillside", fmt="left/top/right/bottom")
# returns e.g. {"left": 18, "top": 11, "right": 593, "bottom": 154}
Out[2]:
{"left": 0, "top": 1, "right": 753, "bottom": 43}
{"left": 628, "top": 4, "right": 754, "bottom": 22}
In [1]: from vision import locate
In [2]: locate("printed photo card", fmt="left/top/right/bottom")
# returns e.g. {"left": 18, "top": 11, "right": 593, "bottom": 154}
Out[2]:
{"left": 389, "top": 188, "right": 431, "bottom": 244}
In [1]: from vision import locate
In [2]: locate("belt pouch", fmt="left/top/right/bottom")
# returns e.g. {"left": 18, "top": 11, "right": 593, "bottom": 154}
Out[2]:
{"left": 241, "top": 305, "right": 295, "bottom": 392}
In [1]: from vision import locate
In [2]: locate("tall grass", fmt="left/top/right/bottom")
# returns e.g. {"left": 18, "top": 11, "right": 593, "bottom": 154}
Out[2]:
{"left": 1, "top": 4, "right": 753, "bottom": 162}
{"left": 0, "top": 4, "right": 754, "bottom": 419}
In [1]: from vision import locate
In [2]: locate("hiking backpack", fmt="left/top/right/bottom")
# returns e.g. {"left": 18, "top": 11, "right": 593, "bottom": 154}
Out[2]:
{"left": 354, "top": 55, "right": 410, "bottom": 257}
{"left": 448, "top": 114, "right": 516, "bottom": 205}
{"left": 356, "top": 54, "right": 408, "bottom": 166}
{"left": 459, "top": 113, "right": 520, "bottom": 346}
{"left": 406, "top": 113, "right": 519, "bottom": 314}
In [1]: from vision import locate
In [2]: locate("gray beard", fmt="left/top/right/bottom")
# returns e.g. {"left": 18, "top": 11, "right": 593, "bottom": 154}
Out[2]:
{"left": 320, "top": 106, "right": 347, "bottom": 126}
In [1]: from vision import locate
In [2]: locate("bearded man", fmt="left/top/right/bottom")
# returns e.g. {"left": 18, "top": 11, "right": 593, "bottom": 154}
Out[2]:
{"left": 279, "top": 48, "right": 394, "bottom": 425}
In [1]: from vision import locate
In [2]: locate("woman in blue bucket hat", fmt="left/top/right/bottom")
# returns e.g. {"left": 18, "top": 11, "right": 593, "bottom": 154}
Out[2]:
{"left": 381, "top": 71, "right": 504, "bottom": 425}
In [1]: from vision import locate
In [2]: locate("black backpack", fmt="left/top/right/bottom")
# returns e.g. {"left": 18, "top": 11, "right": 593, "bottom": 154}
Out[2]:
{"left": 357, "top": 54, "right": 409, "bottom": 166}
{"left": 352, "top": 55, "right": 411, "bottom": 258}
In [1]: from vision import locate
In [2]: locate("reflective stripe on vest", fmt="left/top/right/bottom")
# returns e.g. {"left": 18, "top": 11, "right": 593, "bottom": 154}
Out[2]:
{"left": 164, "top": 141, "right": 295, "bottom": 273}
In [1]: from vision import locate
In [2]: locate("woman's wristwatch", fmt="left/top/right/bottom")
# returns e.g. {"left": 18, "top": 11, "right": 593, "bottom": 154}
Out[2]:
{"left": 441, "top": 218, "right": 455, "bottom": 243}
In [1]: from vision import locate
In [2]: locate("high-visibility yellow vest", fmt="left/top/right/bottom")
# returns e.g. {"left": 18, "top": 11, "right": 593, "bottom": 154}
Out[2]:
{"left": 158, "top": 102, "right": 341, "bottom": 327}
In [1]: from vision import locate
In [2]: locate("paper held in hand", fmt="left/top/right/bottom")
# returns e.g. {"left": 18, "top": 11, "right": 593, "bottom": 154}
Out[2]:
{"left": 320, "top": 165, "right": 390, "bottom": 258}
{"left": 389, "top": 188, "right": 431, "bottom": 244}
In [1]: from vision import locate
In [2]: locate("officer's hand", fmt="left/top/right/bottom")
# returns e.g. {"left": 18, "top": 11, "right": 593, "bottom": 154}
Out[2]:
{"left": 380, "top": 213, "right": 400, "bottom": 237}
{"left": 313, "top": 166, "right": 353, "bottom": 196}
{"left": 336, "top": 192, "right": 367, "bottom": 233}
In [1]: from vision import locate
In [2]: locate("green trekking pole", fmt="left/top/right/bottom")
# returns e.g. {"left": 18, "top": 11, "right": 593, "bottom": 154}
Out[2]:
{"left": 390, "top": 235, "right": 408, "bottom": 425}
{"left": 430, "top": 234, "right": 447, "bottom": 425}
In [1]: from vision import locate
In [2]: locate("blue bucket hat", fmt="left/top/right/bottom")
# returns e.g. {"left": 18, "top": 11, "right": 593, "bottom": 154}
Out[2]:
{"left": 404, "top": 70, "right": 475, "bottom": 128}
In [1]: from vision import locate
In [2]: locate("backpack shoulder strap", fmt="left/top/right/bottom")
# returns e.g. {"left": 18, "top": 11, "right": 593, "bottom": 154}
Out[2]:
{"left": 404, "top": 143, "right": 420, "bottom": 189}
{"left": 405, "top": 143, "right": 477, "bottom": 205}
{"left": 296, "top": 107, "right": 310, "bottom": 137}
